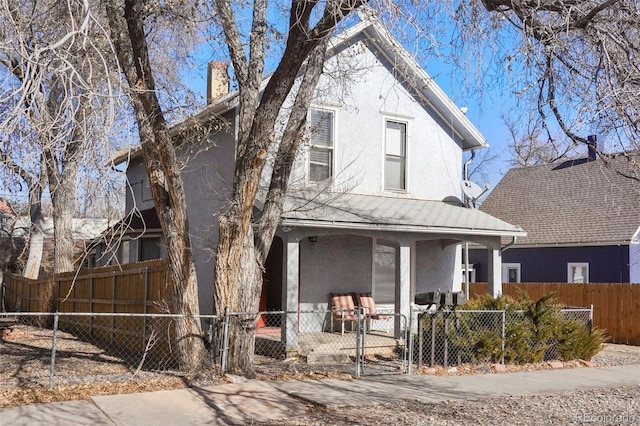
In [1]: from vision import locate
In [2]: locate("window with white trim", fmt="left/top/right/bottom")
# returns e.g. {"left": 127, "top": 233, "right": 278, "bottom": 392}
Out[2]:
{"left": 308, "top": 109, "right": 334, "bottom": 182}
{"left": 385, "top": 120, "right": 407, "bottom": 190}
{"left": 502, "top": 263, "right": 521, "bottom": 283}
{"left": 568, "top": 262, "right": 589, "bottom": 283}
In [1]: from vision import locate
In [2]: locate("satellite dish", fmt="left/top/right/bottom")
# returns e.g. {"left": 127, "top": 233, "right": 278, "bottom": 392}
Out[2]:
{"left": 461, "top": 180, "right": 484, "bottom": 200}
{"left": 461, "top": 180, "right": 490, "bottom": 208}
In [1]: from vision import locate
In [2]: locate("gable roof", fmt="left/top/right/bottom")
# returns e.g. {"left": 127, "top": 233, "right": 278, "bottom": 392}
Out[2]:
{"left": 112, "top": 12, "right": 486, "bottom": 166}
{"left": 480, "top": 154, "right": 640, "bottom": 246}
{"left": 280, "top": 191, "right": 525, "bottom": 238}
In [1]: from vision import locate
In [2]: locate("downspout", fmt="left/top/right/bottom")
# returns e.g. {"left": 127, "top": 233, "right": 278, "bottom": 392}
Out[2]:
{"left": 501, "top": 236, "right": 517, "bottom": 253}
{"left": 463, "top": 150, "right": 476, "bottom": 182}
{"left": 463, "top": 151, "right": 476, "bottom": 296}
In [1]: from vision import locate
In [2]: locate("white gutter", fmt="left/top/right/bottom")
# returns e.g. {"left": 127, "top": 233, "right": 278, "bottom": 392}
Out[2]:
{"left": 280, "top": 218, "right": 527, "bottom": 237}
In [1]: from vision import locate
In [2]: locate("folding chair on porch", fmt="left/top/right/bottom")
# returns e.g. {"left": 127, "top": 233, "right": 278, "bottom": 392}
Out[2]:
{"left": 329, "top": 293, "right": 356, "bottom": 335}
{"left": 354, "top": 292, "right": 392, "bottom": 333}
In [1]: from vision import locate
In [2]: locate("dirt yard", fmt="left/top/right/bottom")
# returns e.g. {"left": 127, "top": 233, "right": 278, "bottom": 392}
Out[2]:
{"left": 1, "top": 323, "right": 639, "bottom": 410}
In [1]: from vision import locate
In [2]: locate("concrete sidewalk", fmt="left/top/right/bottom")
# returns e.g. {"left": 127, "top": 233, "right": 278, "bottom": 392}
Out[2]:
{"left": 1, "top": 364, "right": 639, "bottom": 425}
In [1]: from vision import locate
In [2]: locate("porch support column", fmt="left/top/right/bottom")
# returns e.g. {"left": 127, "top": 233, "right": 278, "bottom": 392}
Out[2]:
{"left": 281, "top": 236, "right": 300, "bottom": 353}
{"left": 394, "top": 243, "right": 411, "bottom": 338}
{"left": 487, "top": 247, "right": 502, "bottom": 297}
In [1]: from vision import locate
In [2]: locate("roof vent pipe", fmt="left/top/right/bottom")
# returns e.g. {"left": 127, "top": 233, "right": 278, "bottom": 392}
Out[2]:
{"left": 587, "top": 135, "right": 598, "bottom": 161}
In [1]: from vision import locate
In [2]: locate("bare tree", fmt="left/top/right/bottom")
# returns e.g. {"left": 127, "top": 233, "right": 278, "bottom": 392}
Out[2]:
{"left": 503, "top": 110, "right": 575, "bottom": 167}
{"left": 212, "top": 0, "right": 369, "bottom": 375}
{"left": 451, "top": 0, "right": 640, "bottom": 159}
{"left": 0, "top": 0, "right": 121, "bottom": 280}
{"left": 105, "top": 0, "right": 209, "bottom": 370}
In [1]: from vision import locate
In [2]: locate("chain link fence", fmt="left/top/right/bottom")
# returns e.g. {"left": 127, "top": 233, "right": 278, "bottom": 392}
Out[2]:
{"left": 410, "top": 306, "right": 593, "bottom": 370}
{"left": 0, "top": 312, "right": 221, "bottom": 390}
{"left": 0, "top": 305, "right": 593, "bottom": 390}
{"left": 223, "top": 309, "right": 408, "bottom": 377}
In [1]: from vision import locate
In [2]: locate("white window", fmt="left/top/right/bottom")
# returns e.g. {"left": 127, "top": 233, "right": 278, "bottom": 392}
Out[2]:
{"left": 373, "top": 242, "right": 396, "bottom": 304}
{"left": 502, "top": 263, "right": 521, "bottom": 283}
{"left": 308, "top": 109, "right": 334, "bottom": 182}
{"left": 385, "top": 120, "right": 407, "bottom": 191}
{"left": 568, "top": 262, "right": 589, "bottom": 283}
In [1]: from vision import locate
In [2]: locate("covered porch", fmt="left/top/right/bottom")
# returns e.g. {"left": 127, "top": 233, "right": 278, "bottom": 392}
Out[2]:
{"left": 262, "top": 192, "right": 525, "bottom": 353}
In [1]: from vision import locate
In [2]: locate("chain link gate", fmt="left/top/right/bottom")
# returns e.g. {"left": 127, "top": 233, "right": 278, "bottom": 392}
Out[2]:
{"left": 355, "top": 310, "right": 409, "bottom": 376}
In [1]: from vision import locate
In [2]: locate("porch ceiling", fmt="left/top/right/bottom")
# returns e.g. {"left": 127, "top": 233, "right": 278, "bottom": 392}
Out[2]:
{"left": 279, "top": 192, "right": 526, "bottom": 238}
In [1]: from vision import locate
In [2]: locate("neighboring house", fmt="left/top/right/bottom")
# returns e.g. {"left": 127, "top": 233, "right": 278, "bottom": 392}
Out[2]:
{"left": 2, "top": 214, "right": 109, "bottom": 276}
{"left": 99, "top": 14, "right": 524, "bottom": 338}
{"left": 469, "top": 146, "right": 640, "bottom": 284}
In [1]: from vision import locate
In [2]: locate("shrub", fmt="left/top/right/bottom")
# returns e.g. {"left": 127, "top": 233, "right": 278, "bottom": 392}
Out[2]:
{"left": 556, "top": 320, "right": 606, "bottom": 361}
{"left": 416, "top": 293, "right": 606, "bottom": 367}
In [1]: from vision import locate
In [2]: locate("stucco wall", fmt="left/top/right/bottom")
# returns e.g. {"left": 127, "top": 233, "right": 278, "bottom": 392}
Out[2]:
{"left": 285, "top": 35, "right": 463, "bottom": 202}
{"left": 124, "top": 112, "right": 237, "bottom": 314}
{"left": 178, "top": 115, "right": 237, "bottom": 315}
{"left": 415, "top": 240, "right": 459, "bottom": 294}
{"left": 299, "top": 234, "right": 373, "bottom": 309}
{"left": 125, "top": 157, "right": 156, "bottom": 212}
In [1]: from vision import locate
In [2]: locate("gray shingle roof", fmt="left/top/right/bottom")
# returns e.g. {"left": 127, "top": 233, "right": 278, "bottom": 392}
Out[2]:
{"left": 479, "top": 154, "right": 640, "bottom": 246}
{"left": 280, "top": 192, "right": 525, "bottom": 237}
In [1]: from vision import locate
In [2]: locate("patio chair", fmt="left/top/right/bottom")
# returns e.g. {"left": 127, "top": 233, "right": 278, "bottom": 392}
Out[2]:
{"left": 353, "top": 292, "right": 392, "bottom": 333}
{"left": 329, "top": 293, "right": 356, "bottom": 335}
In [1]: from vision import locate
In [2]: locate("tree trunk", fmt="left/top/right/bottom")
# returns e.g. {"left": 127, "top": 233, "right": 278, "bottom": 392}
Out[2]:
{"left": 23, "top": 169, "right": 46, "bottom": 279}
{"left": 48, "top": 164, "right": 77, "bottom": 274}
{"left": 106, "top": 0, "right": 207, "bottom": 370}
{"left": 23, "top": 206, "right": 44, "bottom": 279}
{"left": 215, "top": 220, "right": 262, "bottom": 375}
{"left": 213, "top": 1, "right": 363, "bottom": 376}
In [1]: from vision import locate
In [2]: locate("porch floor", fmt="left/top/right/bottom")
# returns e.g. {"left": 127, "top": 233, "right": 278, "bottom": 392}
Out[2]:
{"left": 255, "top": 328, "right": 404, "bottom": 362}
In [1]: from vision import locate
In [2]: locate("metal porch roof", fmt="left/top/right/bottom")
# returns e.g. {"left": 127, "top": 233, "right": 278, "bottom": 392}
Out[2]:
{"left": 279, "top": 192, "right": 525, "bottom": 237}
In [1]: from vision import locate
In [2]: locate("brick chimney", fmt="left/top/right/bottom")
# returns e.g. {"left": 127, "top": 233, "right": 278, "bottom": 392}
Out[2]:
{"left": 206, "top": 61, "right": 229, "bottom": 104}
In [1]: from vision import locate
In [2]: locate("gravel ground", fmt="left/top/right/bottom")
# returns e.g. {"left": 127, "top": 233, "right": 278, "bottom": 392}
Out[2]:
{"left": 255, "top": 385, "right": 640, "bottom": 425}
{"left": 253, "top": 344, "right": 640, "bottom": 426}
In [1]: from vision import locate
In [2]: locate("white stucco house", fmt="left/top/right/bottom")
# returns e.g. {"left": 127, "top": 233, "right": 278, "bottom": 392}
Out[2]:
{"left": 101, "top": 13, "right": 524, "bottom": 342}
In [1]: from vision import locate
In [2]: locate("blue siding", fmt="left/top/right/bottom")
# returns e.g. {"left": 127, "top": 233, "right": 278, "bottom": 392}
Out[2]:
{"left": 469, "top": 245, "right": 630, "bottom": 283}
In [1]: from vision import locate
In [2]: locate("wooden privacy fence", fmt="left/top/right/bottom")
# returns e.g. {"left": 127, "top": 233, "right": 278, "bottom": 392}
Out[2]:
{"left": 2, "top": 259, "right": 178, "bottom": 363}
{"left": 469, "top": 282, "right": 640, "bottom": 345}
{"left": 3, "top": 259, "right": 173, "bottom": 314}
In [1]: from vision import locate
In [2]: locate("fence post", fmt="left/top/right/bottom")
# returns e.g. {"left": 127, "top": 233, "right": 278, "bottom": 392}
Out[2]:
{"left": 430, "top": 312, "right": 436, "bottom": 367}
{"left": 220, "top": 306, "right": 231, "bottom": 374}
{"left": 142, "top": 267, "right": 149, "bottom": 351}
{"left": 408, "top": 305, "right": 414, "bottom": 374}
{"left": 501, "top": 310, "right": 506, "bottom": 365}
{"left": 49, "top": 311, "right": 59, "bottom": 389}
{"left": 418, "top": 310, "right": 424, "bottom": 369}
{"left": 355, "top": 307, "right": 362, "bottom": 377}
{"left": 443, "top": 311, "right": 448, "bottom": 369}
{"left": 111, "top": 272, "right": 116, "bottom": 344}
{"left": 589, "top": 304, "right": 593, "bottom": 333}
{"left": 89, "top": 274, "right": 94, "bottom": 335}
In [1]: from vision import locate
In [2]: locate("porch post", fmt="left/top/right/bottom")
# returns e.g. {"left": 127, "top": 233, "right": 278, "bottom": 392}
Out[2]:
{"left": 487, "top": 247, "right": 502, "bottom": 297}
{"left": 281, "top": 236, "right": 300, "bottom": 353}
{"left": 394, "top": 243, "right": 411, "bottom": 338}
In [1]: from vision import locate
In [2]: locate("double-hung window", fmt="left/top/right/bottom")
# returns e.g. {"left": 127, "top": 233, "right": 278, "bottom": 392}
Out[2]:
{"left": 308, "top": 109, "right": 334, "bottom": 182}
{"left": 385, "top": 120, "right": 407, "bottom": 191}
{"left": 502, "top": 263, "right": 521, "bottom": 283}
{"left": 568, "top": 262, "right": 589, "bottom": 283}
